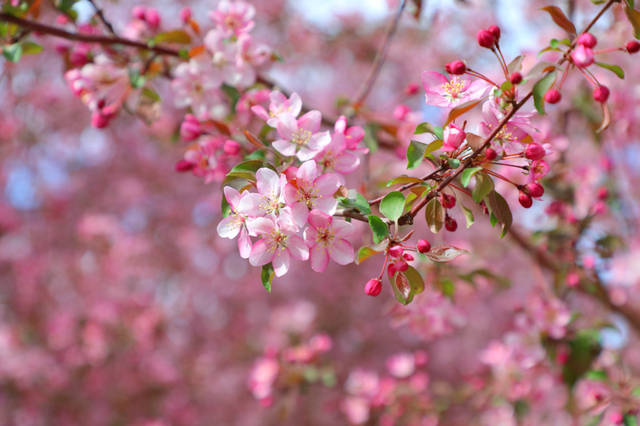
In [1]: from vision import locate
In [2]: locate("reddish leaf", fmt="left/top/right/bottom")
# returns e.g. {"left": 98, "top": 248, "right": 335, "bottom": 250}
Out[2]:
{"left": 541, "top": 6, "right": 577, "bottom": 36}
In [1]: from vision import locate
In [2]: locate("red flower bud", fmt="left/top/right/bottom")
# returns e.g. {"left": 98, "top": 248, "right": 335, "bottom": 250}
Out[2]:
{"left": 403, "top": 253, "right": 414, "bottom": 261}
{"left": 518, "top": 192, "right": 533, "bottom": 208}
{"left": 476, "top": 29, "right": 496, "bottom": 48}
{"left": 592, "top": 85, "right": 610, "bottom": 103}
{"left": 175, "top": 159, "right": 195, "bottom": 172}
{"left": 445, "top": 216, "right": 457, "bottom": 232}
{"left": 445, "top": 60, "right": 467, "bottom": 75}
{"left": 525, "top": 143, "right": 545, "bottom": 161}
{"left": 364, "top": 279, "right": 382, "bottom": 297}
{"left": 405, "top": 83, "right": 419, "bottom": 95}
{"left": 91, "top": 112, "right": 110, "bottom": 129}
{"left": 394, "top": 260, "right": 409, "bottom": 272}
{"left": 145, "top": 8, "right": 161, "bottom": 29}
{"left": 180, "top": 7, "right": 192, "bottom": 24}
{"left": 488, "top": 25, "right": 501, "bottom": 41}
{"left": 485, "top": 148, "right": 497, "bottom": 161}
{"left": 223, "top": 140, "right": 241, "bottom": 155}
{"left": 577, "top": 33, "right": 597, "bottom": 49}
{"left": 441, "top": 193, "right": 456, "bottom": 209}
{"left": 417, "top": 240, "right": 431, "bottom": 253}
{"left": 132, "top": 6, "right": 147, "bottom": 20}
{"left": 597, "top": 187, "right": 608, "bottom": 200}
{"left": 544, "top": 89, "right": 562, "bottom": 104}
{"left": 526, "top": 182, "right": 545, "bottom": 198}
{"left": 509, "top": 72, "right": 522, "bottom": 85}
{"left": 627, "top": 40, "right": 640, "bottom": 54}
{"left": 388, "top": 245, "right": 404, "bottom": 258}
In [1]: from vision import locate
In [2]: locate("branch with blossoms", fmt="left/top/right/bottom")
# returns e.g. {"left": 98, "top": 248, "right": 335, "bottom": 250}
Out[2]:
{"left": 2, "top": 0, "right": 640, "bottom": 307}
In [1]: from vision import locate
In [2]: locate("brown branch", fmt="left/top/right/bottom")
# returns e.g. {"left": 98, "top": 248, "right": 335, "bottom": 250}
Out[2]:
{"left": 87, "top": 0, "right": 117, "bottom": 36}
{"left": 352, "top": 0, "right": 407, "bottom": 110}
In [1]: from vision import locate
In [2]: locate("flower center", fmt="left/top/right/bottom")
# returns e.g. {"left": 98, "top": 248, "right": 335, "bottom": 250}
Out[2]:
{"left": 441, "top": 77, "right": 466, "bottom": 99}
{"left": 269, "top": 230, "right": 288, "bottom": 252}
{"left": 315, "top": 227, "right": 333, "bottom": 247}
{"left": 292, "top": 129, "right": 312, "bottom": 147}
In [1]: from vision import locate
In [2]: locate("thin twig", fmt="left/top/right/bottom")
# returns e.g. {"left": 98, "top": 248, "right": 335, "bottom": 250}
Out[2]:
{"left": 87, "top": 0, "right": 117, "bottom": 36}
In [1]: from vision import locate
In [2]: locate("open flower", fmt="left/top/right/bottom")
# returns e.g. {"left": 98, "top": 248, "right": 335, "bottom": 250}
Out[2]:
{"left": 421, "top": 71, "right": 488, "bottom": 108}
{"left": 251, "top": 90, "right": 302, "bottom": 128}
{"left": 248, "top": 216, "right": 309, "bottom": 277}
{"left": 209, "top": 0, "right": 255, "bottom": 37}
{"left": 272, "top": 111, "right": 331, "bottom": 161}
{"left": 303, "top": 210, "right": 354, "bottom": 272}
{"left": 284, "top": 160, "right": 340, "bottom": 227}
{"left": 241, "top": 167, "right": 287, "bottom": 218}
{"left": 216, "top": 186, "right": 254, "bottom": 258}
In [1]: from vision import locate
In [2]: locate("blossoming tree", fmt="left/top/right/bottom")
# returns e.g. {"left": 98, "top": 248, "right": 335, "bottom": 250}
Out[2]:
{"left": 1, "top": 0, "right": 640, "bottom": 424}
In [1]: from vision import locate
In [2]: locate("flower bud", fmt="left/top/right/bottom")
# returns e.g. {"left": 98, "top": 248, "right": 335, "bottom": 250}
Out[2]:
{"left": 393, "top": 104, "right": 411, "bottom": 121}
{"left": 132, "top": 5, "right": 147, "bottom": 20}
{"left": 571, "top": 45, "right": 594, "bottom": 68}
{"left": 597, "top": 187, "right": 608, "bottom": 200}
{"left": 518, "top": 192, "right": 533, "bottom": 208}
{"left": 525, "top": 143, "right": 545, "bottom": 161}
{"left": 364, "top": 279, "right": 382, "bottom": 297}
{"left": 526, "top": 182, "right": 545, "bottom": 198}
{"left": 626, "top": 40, "right": 640, "bottom": 54}
{"left": 442, "top": 123, "right": 466, "bottom": 152}
{"left": 403, "top": 253, "right": 414, "bottom": 262}
{"left": 144, "top": 8, "right": 161, "bottom": 29}
{"left": 180, "top": 115, "right": 201, "bottom": 141}
{"left": 441, "top": 193, "right": 456, "bottom": 209}
{"left": 544, "top": 89, "right": 562, "bottom": 104}
{"left": 476, "top": 29, "right": 496, "bottom": 48}
{"left": 405, "top": 83, "right": 419, "bottom": 95}
{"left": 388, "top": 245, "right": 404, "bottom": 258}
{"left": 485, "top": 147, "right": 497, "bottom": 161}
{"left": 577, "top": 33, "right": 597, "bottom": 49}
{"left": 180, "top": 7, "right": 192, "bottom": 24}
{"left": 592, "top": 85, "right": 610, "bottom": 103}
{"left": 223, "top": 140, "right": 241, "bottom": 156}
{"left": 394, "top": 260, "right": 409, "bottom": 273}
{"left": 445, "top": 216, "right": 457, "bottom": 232}
{"left": 91, "top": 112, "right": 110, "bottom": 129}
{"left": 445, "top": 60, "right": 466, "bottom": 75}
{"left": 387, "top": 263, "right": 397, "bottom": 279}
{"left": 488, "top": 25, "right": 501, "bottom": 41}
{"left": 175, "top": 159, "right": 195, "bottom": 172}
{"left": 417, "top": 240, "right": 431, "bottom": 253}
{"left": 509, "top": 72, "right": 522, "bottom": 85}
{"left": 566, "top": 272, "right": 580, "bottom": 288}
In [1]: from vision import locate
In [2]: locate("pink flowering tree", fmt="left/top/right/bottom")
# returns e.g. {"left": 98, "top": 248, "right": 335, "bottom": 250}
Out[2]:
{"left": 2, "top": 0, "right": 640, "bottom": 423}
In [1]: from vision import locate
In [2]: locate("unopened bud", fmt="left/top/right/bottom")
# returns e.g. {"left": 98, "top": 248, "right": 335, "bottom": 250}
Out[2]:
{"left": 417, "top": 240, "right": 431, "bottom": 253}
{"left": 518, "top": 192, "right": 533, "bottom": 208}
{"left": 593, "top": 85, "right": 610, "bottom": 103}
{"left": 476, "top": 29, "right": 496, "bottom": 49}
{"left": 544, "top": 89, "right": 562, "bottom": 104}
{"left": 525, "top": 143, "right": 545, "bottom": 161}
{"left": 364, "top": 279, "right": 382, "bottom": 297}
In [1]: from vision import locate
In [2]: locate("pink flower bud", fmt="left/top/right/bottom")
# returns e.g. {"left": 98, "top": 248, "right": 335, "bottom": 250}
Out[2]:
{"left": 180, "top": 7, "right": 192, "bottom": 24}
{"left": 526, "top": 182, "right": 545, "bottom": 198}
{"left": 388, "top": 245, "right": 403, "bottom": 258}
{"left": 364, "top": 279, "right": 382, "bottom": 297}
{"left": 488, "top": 25, "right": 501, "bottom": 41}
{"left": 592, "top": 200, "right": 607, "bottom": 215}
{"left": 180, "top": 115, "right": 201, "bottom": 141}
{"left": 441, "top": 193, "right": 456, "bottom": 209}
{"left": 592, "top": 85, "right": 610, "bottom": 103}
{"left": 403, "top": 253, "right": 414, "bottom": 261}
{"left": 394, "top": 260, "right": 409, "bottom": 272}
{"left": 282, "top": 166, "right": 298, "bottom": 181}
{"left": 56, "top": 14, "right": 70, "bottom": 25}
{"left": 223, "top": 140, "right": 241, "bottom": 156}
{"left": 525, "top": 143, "right": 545, "bottom": 161}
{"left": 566, "top": 272, "right": 580, "bottom": 288}
{"left": 175, "top": 159, "right": 195, "bottom": 172}
{"left": 544, "top": 89, "right": 562, "bottom": 104}
{"left": 442, "top": 123, "right": 466, "bottom": 152}
{"left": 144, "top": 8, "right": 161, "bottom": 29}
{"left": 91, "top": 112, "right": 111, "bottom": 129}
{"left": 476, "top": 29, "right": 496, "bottom": 48}
{"left": 393, "top": 104, "right": 411, "bottom": 121}
{"left": 597, "top": 187, "right": 608, "bottom": 200}
{"left": 445, "top": 216, "right": 457, "bottom": 232}
{"left": 571, "top": 45, "right": 594, "bottom": 68}
{"left": 417, "top": 240, "right": 431, "bottom": 253}
{"left": 627, "top": 40, "right": 640, "bottom": 53}
{"left": 445, "top": 60, "right": 466, "bottom": 75}
{"left": 387, "top": 263, "right": 397, "bottom": 279}
{"left": 404, "top": 83, "right": 419, "bottom": 95}
{"left": 509, "top": 72, "right": 522, "bottom": 85}
{"left": 518, "top": 192, "right": 532, "bottom": 208}
{"left": 132, "top": 5, "right": 147, "bottom": 20}
{"left": 577, "top": 33, "right": 597, "bottom": 49}
{"left": 485, "top": 148, "right": 497, "bottom": 161}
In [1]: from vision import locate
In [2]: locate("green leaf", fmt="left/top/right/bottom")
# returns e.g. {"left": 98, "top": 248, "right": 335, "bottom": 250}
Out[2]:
{"left": 261, "top": 263, "right": 274, "bottom": 292}
{"left": 129, "top": 70, "right": 146, "bottom": 89}
{"left": 623, "top": 414, "right": 638, "bottom": 426}
{"left": 356, "top": 246, "right": 380, "bottom": 264}
{"left": 368, "top": 215, "right": 388, "bottom": 244}
{"left": 380, "top": 191, "right": 405, "bottom": 222}
{"left": 404, "top": 266, "right": 425, "bottom": 295}
{"left": 21, "top": 41, "right": 43, "bottom": 56}
{"left": 532, "top": 71, "right": 557, "bottom": 115}
{"left": 472, "top": 173, "right": 494, "bottom": 203}
{"left": 386, "top": 175, "right": 423, "bottom": 187}
{"left": 338, "top": 190, "right": 371, "bottom": 214}
{"left": 363, "top": 124, "right": 379, "bottom": 153}
{"left": 424, "top": 198, "right": 444, "bottom": 233}
{"left": 392, "top": 270, "right": 414, "bottom": 305}
{"left": 221, "top": 84, "right": 241, "bottom": 111}
{"left": 224, "top": 160, "right": 264, "bottom": 183}
{"left": 2, "top": 43, "right": 22, "bottom": 62}
{"left": 486, "top": 190, "right": 513, "bottom": 237}
{"left": 414, "top": 122, "right": 443, "bottom": 139}
{"left": 439, "top": 278, "right": 455, "bottom": 300}
{"left": 460, "top": 166, "right": 483, "bottom": 187}
{"left": 625, "top": 4, "right": 640, "bottom": 39}
{"left": 407, "top": 141, "right": 427, "bottom": 169}
{"left": 626, "top": 0, "right": 635, "bottom": 9}
{"left": 445, "top": 99, "right": 483, "bottom": 126}
{"left": 541, "top": 5, "right": 577, "bottom": 36}
{"left": 594, "top": 62, "right": 625, "bottom": 79}
{"left": 446, "top": 157, "right": 460, "bottom": 169}
{"left": 153, "top": 29, "right": 192, "bottom": 44}
{"left": 462, "top": 205, "right": 474, "bottom": 228}
{"left": 584, "top": 370, "right": 607, "bottom": 381}
{"left": 425, "top": 139, "right": 443, "bottom": 154}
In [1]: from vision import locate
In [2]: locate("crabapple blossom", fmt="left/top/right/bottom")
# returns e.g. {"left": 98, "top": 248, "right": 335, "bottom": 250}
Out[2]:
{"left": 209, "top": 0, "right": 256, "bottom": 37}
{"left": 216, "top": 187, "right": 256, "bottom": 258}
{"left": 303, "top": 210, "right": 354, "bottom": 272}
{"left": 272, "top": 111, "right": 331, "bottom": 161}
{"left": 442, "top": 122, "right": 466, "bottom": 152}
{"left": 283, "top": 160, "right": 340, "bottom": 226}
{"left": 421, "top": 71, "right": 489, "bottom": 108}
{"left": 248, "top": 216, "right": 309, "bottom": 277}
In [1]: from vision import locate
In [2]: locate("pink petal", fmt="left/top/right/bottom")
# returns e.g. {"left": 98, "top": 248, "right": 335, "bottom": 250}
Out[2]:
{"left": 283, "top": 183, "right": 299, "bottom": 205}
{"left": 288, "top": 93, "right": 302, "bottom": 117}
{"left": 329, "top": 239, "right": 354, "bottom": 265}
{"left": 309, "top": 244, "right": 329, "bottom": 272}
{"left": 297, "top": 110, "right": 321, "bottom": 133}
{"left": 223, "top": 186, "right": 242, "bottom": 209}
{"left": 331, "top": 219, "right": 353, "bottom": 239}
{"left": 256, "top": 168, "right": 281, "bottom": 197}
{"left": 251, "top": 105, "right": 269, "bottom": 122}
{"left": 315, "top": 173, "right": 340, "bottom": 196}
{"left": 217, "top": 216, "right": 241, "bottom": 239}
{"left": 307, "top": 209, "right": 331, "bottom": 229}
{"left": 272, "top": 139, "right": 296, "bottom": 157}
{"left": 246, "top": 217, "right": 275, "bottom": 236}
{"left": 273, "top": 249, "right": 290, "bottom": 277}
{"left": 249, "top": 239, "right": 274, "bottom": 266}
{"left": 314, "top": 197, "right": 338, "bottom": 215}
{"left": 296, "top": 146, "right": 320, "bottom": 162}
{"left": 290, "top": 202, "right": 309, "bottom": 228}
{"left": 276, "top": 113, "right": 298, "bottom": 140}
{"left": 334, "top": 151, "right": 360, "bottom": 174}
{"left": 303, "top": 226, "right": 318, "bottom": 244}
{"left": 287, "top": 235, "right": 309, "bottom": 261}
{"left": 237, "top": 193, "right": 266, "bottom": 216}
{"left": 308, "top": 131, "right": 331, "bottom": 152}
{"left": 238, "top": 227, "right": 252, "bottom": 259}
{"left": 421, "top": 71, "right": 448, "bottom": 92}
{"left": 296, "top": 160, "right": 318, "bottom": 183}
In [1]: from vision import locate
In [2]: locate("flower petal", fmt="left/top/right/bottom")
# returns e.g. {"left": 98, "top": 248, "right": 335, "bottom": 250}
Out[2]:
{"left": 217, "top": 216, "right": 241, "bottom": 239}
{"left": 298, "top": 110, "right": 321, "bottom": 133}
{"left": 256, "top": 168, "right": 281, "bottom": 198}
{"left": 310, "top": 244, "right": 329, "bottom": 272}
{"left": 246, "top": 217, "right": 275, "bottom": 236}
{"left": 249, "top": 239, "right": 274, "bottom": 266}
{"left": 329, "top": 238, "right": 354, "bottom": 265}
{"left": 223, "top": 186, "right": 242, "bottom": 209}
{"left": 272, "top": 139, "right": 296, "bottom": 157}
{"left": 297, "top": 160, "right": 318, "bottom": 183}
{"left": 308, "top": 209, "right": 331, "bottom": 230}
{"left": 238, "top": 227, "right": 252, "bottom": 259}
{"left": 287, "top": 235, "right": 309, "bottom": 261}
{"left": 315, "top": 173, "right": 340, "bottom": 196}
{"left": 273, "top": 249, "right": 290, "bottom": 277}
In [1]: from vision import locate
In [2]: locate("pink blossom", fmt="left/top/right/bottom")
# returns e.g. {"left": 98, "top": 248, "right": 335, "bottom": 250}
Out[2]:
{"left": 251, "top": 90, "right": 302, "bottom": 128}
{"left": 303, "top": 210, "right": 354, "bottom": 272}
{"left": 314, "top": 134, "right": 361, "bottom": 176}
{"left": 241, "top": 167, "right": 287, "bottom": 217}
{"left": 421, "top": 71, "right": 488, "bottom": 108}
{"left": 204, "top": 29, "right": 256, "bottom": 89}
{"left": 480, "top": 100, "right": 536, "bottom": 152}
{"left": 283, "top": 160, "right": 340, "bottom": 226}
{"left": 209, "top": 0, "right": 255, "bottom": 37}
{"left": 571, "top": 45, "right": 595, "bottom": 68}
{"left": 216, "top": 187, "right": 255, "bottom": 258}
{"left": 182, "top": 136, "right": 240, "bottom": 183}
{"left": 172, "top": 56, "right": 227, "bottom": 120}
{"left": 248, "top": 216, "right": 309, "bottom": 277}
{"left": 272, "top": 111, "right": 331, "bottom": 161}
{"left": 442, "top": 122, "right": 466, "bottom": 152}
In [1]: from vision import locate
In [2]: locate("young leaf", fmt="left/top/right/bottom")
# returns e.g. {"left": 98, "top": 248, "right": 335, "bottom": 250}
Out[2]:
{"left": 594, "top": 62, "right": 625, "bottom": 79}
{"left": 460, "top": 166, "right": 483, "bottom": 187}
{"left": 338, "top": 191, "right": 371, "bottom": 214}
{"left": 624, "top": 3, "right": 640, "bottom": 39}
{"left": 261, "top": 263, "right": 274, "bottom": 292}
{"left": 472, "top": 173, "right": 494, "bottom": 203}
{"left": 445, "top": 99, "right": 483, "bottom": 126}
{"left": 368, "top": 215, "right": 389, "bottom": 244}
{"left": 404, "top": 266, "right": 425, "bottom": 295}
{"left": 392, "top": 271, "right": 414, "bottom": 305}
{"left": 407, "top": 141, "right": 427, "bottom": 169}
{"left": 2, "top": 44, "right": 22, "bottom": 62}
{"left": 356, "top": 246, "right": 380, "bottom": 264}
{"left": 380, "top": 191, "right": 405, "bottom": 222}
{"left": 424, "top": 246, "right": 470, "bottom": 262}
{"left": 486, "top": 190, "right": 513, "bottom": 237}
{"left": 414, "top": 122, "right": 443, "bottom": 139}
{"left": 21, "top": 41, "right": 43, "bottom": 55}
{"left": 386, "top": 175, "right": 423, "bottom": 187}
{"left": 532, "top": 71, "right": 557, "bottom": 115}
{"left": 541, "top": 5, "right": 577, "bottom": 36}
{"left": 153, "top": 29, "right": 192, "bottom": 44}
{"left": 425, "top": 198, "right": 444, "bottom": 233}
{"left": 461, "top": 205, "right": 475, "bottom": 228}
